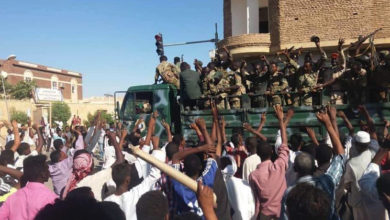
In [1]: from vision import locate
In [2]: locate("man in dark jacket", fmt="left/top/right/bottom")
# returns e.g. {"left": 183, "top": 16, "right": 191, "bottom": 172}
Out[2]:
{"left": 179, "top": 62, "right": 202, "bottom": 109}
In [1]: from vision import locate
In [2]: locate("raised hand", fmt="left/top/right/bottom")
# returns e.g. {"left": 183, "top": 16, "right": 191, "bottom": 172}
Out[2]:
{"left": 189, "top": 123, "right": 199, "bottom": 130}
{"left": 337, "top": 110, "right": 346, "bottom": 118}
{"left": 211, "top": 101, "right": 218, "bottom": 118}
{"left": 327, "top": 105, "right": 337, "bottom": 120}
{"left": 316, "top": 110, "right": 331, "bottom": 124}
{"left": 385, "top": 120, "right": 390, "bottom": 128}
{"left": 338, "top": 38, "right": 345, "bottom": 50}
{"left": 121, "top": 128, "right": 128, "bottom": 138}
{"left": 200, "top": 144, "right": 216, "bottom": 155}
{"left": 219, "top": 117, "right": 226, "bottom": 128}
{"left": 152, "top": 111, "right": 159, "bottom": 119}
{"left": 286, "top": 108, "right": 294, "bottom": 119}
{"left": 197, "top": 180, "right": 216, "bottom": 211}
{"left": 32, "top": 123, "right": 39, "bottom": 131}
{"left": 106, "top": 131, "right": 117, "bottom": 144}
{"left": 11, "top": 120, "right": 18, "bottom": 129}
{"left": 306, "top": 127, "right": 315, "bottom": 136}
{"left": 161, "top": 119, "right": 170, "bottom": 130}
{"left": 274, "top": 105, "right": 284, "bottom": 121}
{"left": 261, "top": 112, "right": 267, "bottom": 122}
{"left": 195, "top": 118, "right": 207, "bottom": 130}
{"left": 243, "top": 122, "right": 253, "bottom": 131}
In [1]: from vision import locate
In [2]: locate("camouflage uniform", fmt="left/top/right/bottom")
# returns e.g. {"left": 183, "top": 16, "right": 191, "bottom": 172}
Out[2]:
{"left": 297, "top": 71, "right": 319, "bottom": 106}
{"left": 226, "top": 71, "right": 246, "bottom": 109}
{"left": 245, "top": 71, "right": 269, "bottom": 108}
{"left": 201, "top": 70, "right": 216, "bottom": 109}
{"left": 155, "top": 61, "right": 180, "bottom": 88}
{"left": 209, "top": 73, "right": 230, "bottom": 109}
{"left": 268, "top": 72, "right": 288, "bottom": 105}
{"left": 283, "top": 59, "right": 300, "bottom": 106}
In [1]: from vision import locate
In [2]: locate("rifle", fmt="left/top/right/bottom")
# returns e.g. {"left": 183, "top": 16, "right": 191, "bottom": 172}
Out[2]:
{"left": 345, "top": 28, "right": 382, "bottom": 51}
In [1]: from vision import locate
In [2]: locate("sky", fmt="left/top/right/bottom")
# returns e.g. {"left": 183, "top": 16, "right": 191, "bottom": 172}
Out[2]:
{"left": 0, "top": 1, "right": 223, "bottom": 97}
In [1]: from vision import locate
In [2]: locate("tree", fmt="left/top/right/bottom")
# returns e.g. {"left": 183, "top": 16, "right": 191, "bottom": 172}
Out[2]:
{"left": 51, "top": 102, "right": 71, "bottom": 126}
{"left": 10, "top": 109, "right": 29, "bottom": 125}
{"left": 84, "top": 110, "right": 114, "bottom": 128}
{"left": 10, "top": 80, "right": 36, "bottom": 100}
{"left": 0, "top": 79, "right": 13, "bottom": 97}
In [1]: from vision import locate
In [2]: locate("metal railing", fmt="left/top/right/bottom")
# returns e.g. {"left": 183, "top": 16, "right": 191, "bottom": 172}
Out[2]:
{"left": 182, "top": 86, "right": 390, "bottom": 110}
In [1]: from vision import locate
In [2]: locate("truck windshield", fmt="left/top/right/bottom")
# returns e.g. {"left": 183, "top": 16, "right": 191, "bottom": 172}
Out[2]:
{"left": 121, "top": 92, "right": 153, "bottom": 120}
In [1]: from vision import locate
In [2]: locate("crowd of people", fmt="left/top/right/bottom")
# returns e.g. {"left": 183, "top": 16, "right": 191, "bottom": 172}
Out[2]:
{"left": 155, "top": 31, "right": 390, "bottom": 110}
{"left": 0, "top": 102, "right": 388, "bottom": 220}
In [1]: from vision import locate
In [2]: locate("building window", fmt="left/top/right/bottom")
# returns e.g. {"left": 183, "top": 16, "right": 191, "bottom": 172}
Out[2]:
{"left": 259, "top": 7, "right": 269, "bottom": 33}
{"left": 71, "top": 85, "right": 75, "bottom": 93}
{"left": 24, "top": 70, "right": 33, "bottom": 82}
{"left": 51, "top": 76, "right": 59, "bottom": 90}
{"left": 52, "top": 81, "right": 58, "bottom": 90}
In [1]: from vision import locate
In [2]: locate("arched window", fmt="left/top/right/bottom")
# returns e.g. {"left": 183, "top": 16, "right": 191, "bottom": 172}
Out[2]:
{"left": 51, "top": 75, "right": 59, "bottom": 90}
{"left": 24, "top": 70, "right": 33, "bottom": 82}
{"left": 71, "top": 78, "right": 78, "bottom": 101}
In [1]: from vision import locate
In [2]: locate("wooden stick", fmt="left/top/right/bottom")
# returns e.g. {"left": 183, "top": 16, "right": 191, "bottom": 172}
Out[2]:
{"left": 130, "top": 146, "right": 217, "bottom": 206}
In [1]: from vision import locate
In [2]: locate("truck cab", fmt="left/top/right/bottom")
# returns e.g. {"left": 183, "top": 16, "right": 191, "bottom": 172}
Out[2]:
{"left": 117, "top": 84, "right": 180, "bottom": 140}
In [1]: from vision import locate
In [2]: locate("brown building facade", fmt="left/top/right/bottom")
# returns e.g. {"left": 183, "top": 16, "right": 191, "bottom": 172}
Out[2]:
{"left": 221, "top": 0, "right": 390, "bottom": 58}
{"left": 0, "top": 56, "right": 82, "bottom": 102}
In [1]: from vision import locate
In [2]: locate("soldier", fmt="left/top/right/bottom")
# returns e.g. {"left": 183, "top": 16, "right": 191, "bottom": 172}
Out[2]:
{"left": 314, "top": 39, "right": 347, "bottom": 105}
{"left": 214, "top": 46, "right": 233, "bottom": 77}
{"left": 174, "top": 57, "right": 181, "bottom": 73}
{"left": 295, "top": 37, "right": 327, "bottom": 106}
{"left": 199, "top": 63, "right": 217, "bottom": 109}
{"left": 243, "top": 61, "right": 270, "bottom": 108}
{"left": 280, "top": 49, "right": 300, "bottom": 106}
{"left": 226, "top": 61, "right": 246, "bottom": 109}
{"left": 179, "top": 62, "right": 202, "bottom": 110}
{"left": 154, "top": 55, "right": 180, "bottom": 89}
{"left": 267, "top": 62, "right": 288, "bottom": 105}
{"left": 374, "top": 52, "right": 390, "bottom": 102}
{"left": 297, "top": 61, "right": 320, "bottom": 106}
{"left": 341, "top": 61, "right": 368, "bottom": 106}
{"left": 194, "top": 59, "right": 203, "bottom": 74}
{"left": 209, "top": 71, "right": 231, "bottom": 109}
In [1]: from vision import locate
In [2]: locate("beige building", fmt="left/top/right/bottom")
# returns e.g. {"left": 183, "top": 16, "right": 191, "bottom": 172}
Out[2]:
{"left": 221, "top": 0, "right": 390, "bottom": 58}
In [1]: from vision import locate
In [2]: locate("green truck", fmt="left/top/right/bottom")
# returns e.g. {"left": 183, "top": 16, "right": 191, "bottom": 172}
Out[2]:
{"left": 115, "top": 84, "right": 390, "bottom": 145}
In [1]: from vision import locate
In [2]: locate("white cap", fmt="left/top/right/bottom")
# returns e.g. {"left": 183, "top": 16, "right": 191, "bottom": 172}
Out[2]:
{"left": 354, "top": 131, "right": 370, "bottom": 144}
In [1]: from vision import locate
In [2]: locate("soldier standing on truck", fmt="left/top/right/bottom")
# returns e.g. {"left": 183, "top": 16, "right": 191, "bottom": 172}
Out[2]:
{"left": 296, "top": 36, "right": 327, "bottom": 106}
{"left": 154, "top": 55, "right": 180, "bottom": 89}
{"left": 200, "top": 62, "right": 217, "bottom": 109}
{"left": 174, "top": 56, "right": 182, "bottom": 73}
{"left": 209, "top": 71, "right": 231, "bottom": 109}
{"left": 179, "top": 62, "right": 202, "bottom": 110}
{"left": 214, "top": 46, "right": 233, "bottom": 77}
{"left": 243, "top": 61, "right": 270, "bottom": 108}
{"left": 267, "top": 62, "right": 288, "bottom": 105}
{"left": 227, "top": 61, "right": 246, "bottom": 109}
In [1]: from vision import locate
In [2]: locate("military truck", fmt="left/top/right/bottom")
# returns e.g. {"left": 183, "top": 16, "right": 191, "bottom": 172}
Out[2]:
{"left": 115, "top": 84, "right": 390, "bottom": 146}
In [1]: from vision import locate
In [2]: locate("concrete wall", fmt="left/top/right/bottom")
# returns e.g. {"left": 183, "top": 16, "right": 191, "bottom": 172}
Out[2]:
{"left": 247, "top": 0, "right": 259, "bottom": 34}
{"left": 0, "top": 99, "right": 115, "bottom": 125}
{"left": 231, "top": 0, "right": 247, "bottom": 36}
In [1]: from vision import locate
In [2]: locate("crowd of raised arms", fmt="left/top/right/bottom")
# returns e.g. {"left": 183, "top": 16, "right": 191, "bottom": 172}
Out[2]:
{"left": 155, "top": 30, "right": 390, "bottom": 110}
{"left": 0, "top": 102, "right": 389, "bottom": 220}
